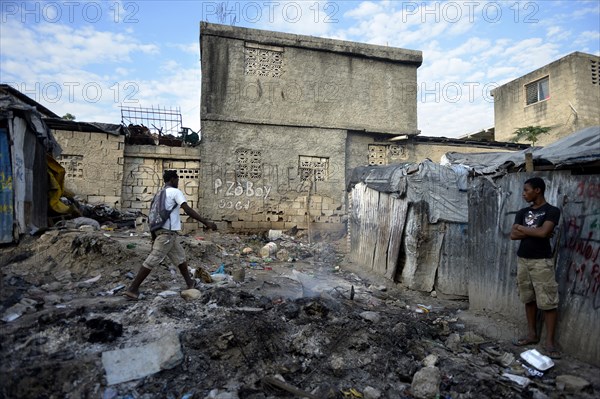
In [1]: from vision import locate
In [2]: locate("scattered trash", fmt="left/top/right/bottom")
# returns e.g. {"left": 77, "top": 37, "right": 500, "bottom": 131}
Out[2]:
{"left": 126, "top": 243, "right": 136, "bottom": 249}
{"left": 520, "top": 349, "right": 554, "bottom": 371}
{"left": 415, "top": 304, "right": 432, "bottom": 314}
{"left": 158, "top": 291, "right": 178, "bottom": 298}
{"left": 260, "top": 242, "right": 278, "bottom": 258}
{"left": 212, "top": 264, "right": 225, "bottom": 275}
{"left": 502, "top": 373, "right": 531, "bottom": 387}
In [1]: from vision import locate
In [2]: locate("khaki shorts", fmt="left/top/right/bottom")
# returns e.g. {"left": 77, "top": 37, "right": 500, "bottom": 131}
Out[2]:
{"left": 517, "top": 257, "right": 558, "bottom": 310}
{"left": 142, "top": 230, "right": 186, "bottom": 269}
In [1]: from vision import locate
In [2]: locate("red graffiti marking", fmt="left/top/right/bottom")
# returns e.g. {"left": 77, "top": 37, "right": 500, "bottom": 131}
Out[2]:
{"left": 577, "top": 181, "right": 600, "bottom": 199}
{"left": 564, "top": 217, "right": 600, "bottom": 309}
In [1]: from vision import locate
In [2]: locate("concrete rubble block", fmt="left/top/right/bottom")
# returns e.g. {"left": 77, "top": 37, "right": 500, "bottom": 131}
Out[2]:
{"left": 410, "top": 366, "right": 441, "bottom": 399}
{"left": 180, "top": 289, "right": 202, "bottom": 301}
{"left": 445, "top": 333, "right": 461, "bottom": 352}
{"left": 462, "top": 331, "right": 485, "bottom": 344}
{"left": 363, "top": 386, "right": 382, "bottom": 399}
{"left": 555, "top": 375, "right": 591, "bottom": 393}
{"left": 360, "top": 311, "right": 381, "bottom": 323}
{"left": 101, "top": 331, "right": 183, "bottom": 385}
{"left": 422, "top": 354, "right": 438, "bottom": 367}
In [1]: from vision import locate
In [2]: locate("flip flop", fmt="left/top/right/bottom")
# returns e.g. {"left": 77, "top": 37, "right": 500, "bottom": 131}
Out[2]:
{"left": 513, "top": 337, "right": 539, "bottom": 346}
{"left": 122, "top": 291, "right": 140, "bottom": 301}
{"left": 544, "top": 346, "right": 562, "bottom": 359}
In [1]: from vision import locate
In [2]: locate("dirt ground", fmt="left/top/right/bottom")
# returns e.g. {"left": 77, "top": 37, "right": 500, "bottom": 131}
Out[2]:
{"left": 0, "top": 227, "right": 598, "bottom": 399}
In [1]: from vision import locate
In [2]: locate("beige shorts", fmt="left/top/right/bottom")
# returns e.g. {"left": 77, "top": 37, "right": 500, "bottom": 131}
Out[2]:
{"left": 517, "top": 257, "right": 558, "bottom": 310}
{"left": 142, "top": 230, "right": 186, "bottom": 269}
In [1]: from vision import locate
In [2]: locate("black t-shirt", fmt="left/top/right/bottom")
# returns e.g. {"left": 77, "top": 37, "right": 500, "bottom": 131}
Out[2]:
{"left": 514, "top": 203, "right": 561, "bottom": 259}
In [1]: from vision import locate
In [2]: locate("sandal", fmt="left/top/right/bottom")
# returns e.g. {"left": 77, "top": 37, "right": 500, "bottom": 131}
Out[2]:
{"left": 544, "top": 346, "right": 562, "bottom": 359}
{"left": 122, "top": 291, "right": 140, "bottom": 301}
{"left": 513, "top": 337, "right": 539, "bottom": 346}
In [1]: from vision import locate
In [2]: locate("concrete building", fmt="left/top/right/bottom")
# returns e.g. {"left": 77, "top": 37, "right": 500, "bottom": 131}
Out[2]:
{"left": 199, "top": 22, "right": 423, "bottom": 233}
{"left": 492, "top": 52, "right": 600, "bottom": 145}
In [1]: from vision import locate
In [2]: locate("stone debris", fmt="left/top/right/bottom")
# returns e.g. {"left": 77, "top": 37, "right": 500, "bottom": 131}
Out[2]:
{"left": 411, "top": 366, "right": 441, "bottom": 399}
{"left": 556, "top": 374, "right": 591, "bottom": 392}
{"left": 101, "top": 332, "right": 183, "bottom": 385}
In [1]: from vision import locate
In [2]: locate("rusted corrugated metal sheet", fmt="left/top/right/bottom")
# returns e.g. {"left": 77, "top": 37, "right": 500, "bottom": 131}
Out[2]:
{"left": 349, "top": 183, "right": 408, "bottom": 278}
{"left": 400, "top": 202, "right": 445, "bottom": 291}
{"left": 0, "top": 128, "right": 13, "bottom": 243}
{"left": 468, "top": 172, "right": 600, "bottom": 365}
{"left": 436, "top": 223, "right": 469, "bottom": 296}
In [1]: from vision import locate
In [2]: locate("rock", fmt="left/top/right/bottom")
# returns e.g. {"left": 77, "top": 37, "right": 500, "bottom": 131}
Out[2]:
{"left": 423, "top": 354, "right": 438, "bottom": 367}
{"left": 556, "top": 375, "right": 591, "bottom": 392}
{"left": 392, "top": 322, "right": 407, "bottom": 335}
{"left": 462, "top": 331, "right": 485, "bottom": 344}
{"left": 411, "top": 366, "right": 441, "bottom": 399}
{"left": 363, "top": 386, "right": 382, "bottom": 399}
{"left": 445, "top": 333, "right": 461, "bottom": 352}
{"left": 530, "top": 388, "right": 550, "bottom": 399}
{"left": 79, "top": 225, "right": 95, "bottom": 232}
{"left": 260, "top": 242, "right": 278, "bottom": 258}
{"left": 430, "top": 290, "right": 437, "bottom": 298}
{"left": 276, "top": 249, "right": 290, "bottom": 261}
{"left": 206, "top": 389, "right": 239, "bottom": 399}
{"left": 43, "top": 294, "right": 61, "bottom": 305}
{"left": 242, "top": 247, "right": 253, "bottom": 254}
{"left": 180, "top": 289, "right": 201, "bottom": 301}
{"left": 360, "top": 311, "right": 381, "bottom": 323}
{"left": 101, "top": 332, "right": 183, "bottom": 385}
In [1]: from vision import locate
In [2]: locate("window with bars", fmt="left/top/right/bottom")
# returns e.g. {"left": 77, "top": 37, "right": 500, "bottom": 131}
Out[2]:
{"left": 235, "top": 149, "right": 262, "bottom": 179}
{"left": 299, "top": 156, "right": 329, "bottom": 181}
{"left": 525, "top": 76, "right": 549, "bottom": 105}
{"left": 592, "top": 60, "right": 598, "bottom": 85}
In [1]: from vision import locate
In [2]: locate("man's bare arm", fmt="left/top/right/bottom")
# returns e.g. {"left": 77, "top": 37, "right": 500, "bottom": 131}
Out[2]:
{"left": 181, "top": 202, "right": 217, "bottom": 230}
{"left": 513, "top": 220, "right": 556, "bottom": 239}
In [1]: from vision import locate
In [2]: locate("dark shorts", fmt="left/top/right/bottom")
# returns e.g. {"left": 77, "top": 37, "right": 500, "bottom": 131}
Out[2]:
{"left": 516, "top": 257, "right": 558, "bottom": 310}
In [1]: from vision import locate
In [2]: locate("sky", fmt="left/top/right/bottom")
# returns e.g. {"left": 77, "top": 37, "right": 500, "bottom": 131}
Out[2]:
{"left": 1, "top": 0, "right": 599, "bottom": 138}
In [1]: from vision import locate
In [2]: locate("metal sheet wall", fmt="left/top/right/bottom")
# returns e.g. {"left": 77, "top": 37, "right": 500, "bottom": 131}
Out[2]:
{"left": 0, "top": 128, "right": 13, "bottom": 243}
{"left": 468, "top": 172, "right": 600, "bottom": 365}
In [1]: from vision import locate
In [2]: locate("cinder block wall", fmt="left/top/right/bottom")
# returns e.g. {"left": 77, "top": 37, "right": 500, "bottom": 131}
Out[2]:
{"left": 122, "top": 145, "right": 201, "bottom": 233}
{"left": 52, "top": 130, "right": 125, "bottom": 206}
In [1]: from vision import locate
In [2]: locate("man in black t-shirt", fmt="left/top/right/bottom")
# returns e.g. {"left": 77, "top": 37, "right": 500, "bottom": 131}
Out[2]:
{"left": 510, "top": 177, "right": 561, "bottom": 359}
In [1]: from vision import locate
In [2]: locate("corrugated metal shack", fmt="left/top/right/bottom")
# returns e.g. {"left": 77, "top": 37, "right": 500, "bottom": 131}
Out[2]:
{"left": 348, "top": 126, "right": 599, "bottom": 364}
{"left": 444, "top": 126, "right": 600, "bottom": 365}
{"left": 347, "top": 160, "right": 470, "bottom": 296}
{"left": 0, "top": 96, "right": 61, "bottom": 243}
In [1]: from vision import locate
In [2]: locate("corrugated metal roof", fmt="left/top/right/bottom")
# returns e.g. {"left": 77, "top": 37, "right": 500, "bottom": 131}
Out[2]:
{"left": 443, "top": 125, "right": 600, "bottom": 173}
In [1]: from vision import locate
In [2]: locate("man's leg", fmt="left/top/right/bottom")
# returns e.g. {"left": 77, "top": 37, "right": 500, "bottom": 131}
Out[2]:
{"left": 525, "top": 301, "right": 539, "bottom": 342}
{"left": 544, "top": 308, "right": 558, "bottom": 349}
{"left": 177, "top": 261, "right": 195, "bottom": 289}
{"left": 124, "top": 266, "right": 151, "bottom": 298}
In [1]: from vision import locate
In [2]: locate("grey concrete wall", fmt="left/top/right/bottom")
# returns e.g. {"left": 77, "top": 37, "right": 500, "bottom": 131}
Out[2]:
{"left": 493, "top": 52, "right": 600, "bottom": 145}
{"left": 468, "top": 171, "right": 600, "bottom": 365}
{"left": 201, "top": 22, "right": 421, "bottom": 135}
{"left": 199, "top": 120, "right": 347, "bottom": 232}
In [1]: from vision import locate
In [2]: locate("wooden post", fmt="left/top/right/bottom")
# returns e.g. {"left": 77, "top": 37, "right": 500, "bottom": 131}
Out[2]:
{"left": 525, "top": 152, "right": 534, "bottom": 172}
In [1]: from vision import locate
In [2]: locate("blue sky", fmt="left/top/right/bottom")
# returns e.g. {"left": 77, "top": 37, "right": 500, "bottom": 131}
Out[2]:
{"left": 1, "top": 0, "right": 599, "bottom": 138}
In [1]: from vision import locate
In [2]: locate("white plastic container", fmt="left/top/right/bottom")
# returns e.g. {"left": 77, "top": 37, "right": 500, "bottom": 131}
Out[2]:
{"left": 520, "top": 349, "right": 555, "bottom": 371}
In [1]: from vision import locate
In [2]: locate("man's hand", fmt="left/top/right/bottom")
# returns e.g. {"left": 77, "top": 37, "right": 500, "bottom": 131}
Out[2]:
{"left": 205, "top": 221, "right": 217, "bottom": 231}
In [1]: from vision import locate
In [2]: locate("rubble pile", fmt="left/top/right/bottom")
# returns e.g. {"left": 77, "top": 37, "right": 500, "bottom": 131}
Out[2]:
{"left": 1, "top": 230, "right": 598, "bottom": 398}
